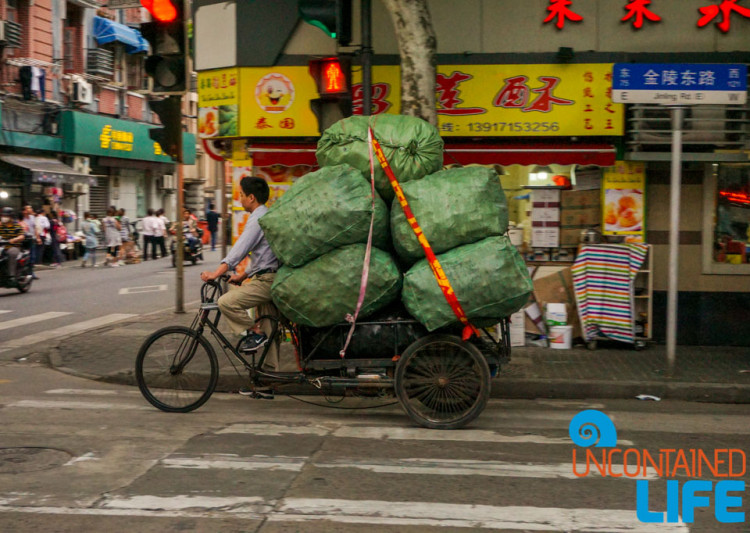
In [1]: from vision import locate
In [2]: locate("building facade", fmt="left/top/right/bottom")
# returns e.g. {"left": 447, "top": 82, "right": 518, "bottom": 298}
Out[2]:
{"left": 0, "top": 0, "right": 214, "bottom": 228}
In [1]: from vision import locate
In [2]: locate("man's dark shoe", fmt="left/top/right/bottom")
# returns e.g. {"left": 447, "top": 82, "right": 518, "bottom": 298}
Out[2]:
{"left": 238, "top": 387, "right": 274, "bottom": 399}
{"left": 239, "top": 332, "right": 268, "bottom": 353}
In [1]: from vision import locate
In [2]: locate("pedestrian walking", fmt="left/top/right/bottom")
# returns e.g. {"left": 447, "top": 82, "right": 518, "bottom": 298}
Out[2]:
{"left": 20, "top": 205, "right": 39, "bottom": 278}
{"left": 81, "top": 212, "right": 99, "bottom": 267}
{"left": 206, "top": 203, "right": 220, "bottom": 251}
{"left": 156, "top": 209, "right": 170, "bottom": 257}
{"left": 141, "top": 209, "right": 157, "bottom": 260}
{"left": 154, "top": 209, "right": 167, "bottom": 258}
{"left": 102, "top": 207, "right": 122, "bottom": 267}
{"left": 35, "top": 208, "right": 50, "bottom": 265}
{"left": 48, "top": 211, "right": 65, "bottom": 267}
{"left": 117, "top": 208, "right": 133, "bottom": 263}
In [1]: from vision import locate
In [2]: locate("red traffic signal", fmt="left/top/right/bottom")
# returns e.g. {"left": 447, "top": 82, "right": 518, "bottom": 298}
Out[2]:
{"left": 141, "top": 0, "right": 177, "bottom": 23}
{"left": 309, "top": 58, "right": 348, "bottom": 96}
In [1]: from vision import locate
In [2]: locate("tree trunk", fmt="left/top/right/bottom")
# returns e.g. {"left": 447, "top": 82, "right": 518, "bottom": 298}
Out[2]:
{"left": 382, "top": 0, "right": 437, "bottom": 125}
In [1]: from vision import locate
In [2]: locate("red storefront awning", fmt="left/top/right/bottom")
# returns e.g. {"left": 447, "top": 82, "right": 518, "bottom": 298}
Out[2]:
{"left": 443, "top": 142, "right": 616, "bottom": 167}
{"left": 246, "top": 142, "right": 616, "bottom": 168}
{"left": 246, "top": 143, "right": 318, "bottom": 167}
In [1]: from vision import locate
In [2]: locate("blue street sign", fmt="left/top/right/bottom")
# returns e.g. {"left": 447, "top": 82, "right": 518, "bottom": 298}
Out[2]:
{"left": 612, "top": 63, "right": 747, "bottom": 105}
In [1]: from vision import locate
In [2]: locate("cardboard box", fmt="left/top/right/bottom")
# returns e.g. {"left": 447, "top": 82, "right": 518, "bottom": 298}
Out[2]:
{"left": 531, "top": 189, "right": 561, "bottom": 204}
{"left": 531, "top": 207, "right": 561, "bottom": 223}
{"left": 560, "top": 207, "right": 600, "bottom": 228}
{"left": 530, "top": 266, "right": 583, "bottom": 340}
{"left": 561, "top": 189, "right": 600, "bottom": 209}
{"left": 532, "top": 227, "right": 560, "bottom": 248}
{"left": 560, "top": 228, "right": 583, "bottom": 247}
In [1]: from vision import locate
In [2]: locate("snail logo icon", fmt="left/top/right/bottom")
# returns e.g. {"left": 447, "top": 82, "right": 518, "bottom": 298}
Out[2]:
{"left": 568, "top": 409, "right": 618, "bottom": 448}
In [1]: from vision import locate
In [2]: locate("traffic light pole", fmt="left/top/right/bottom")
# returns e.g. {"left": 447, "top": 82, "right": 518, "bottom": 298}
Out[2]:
{"left": 361, "top": 0, "right": 372, "bottom": 116}
{"left": 175, "top": 96, "right": 185, "bottom": 314}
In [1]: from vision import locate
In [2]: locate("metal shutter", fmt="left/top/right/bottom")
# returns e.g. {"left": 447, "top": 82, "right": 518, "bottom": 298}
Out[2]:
{"left": 88, "top": 179, "right": 110, "bottom": 217}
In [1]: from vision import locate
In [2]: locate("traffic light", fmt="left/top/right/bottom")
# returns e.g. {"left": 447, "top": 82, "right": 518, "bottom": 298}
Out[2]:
{"left": 140, "top": 0, "right": 188, "bottom": 94}
{"left": 308, "top": 56, "right": 352, "bottom": 134}
{"left": 148, "top": 96, "right": 182, "bottom": 161}
{"left": 299, "top": 0, "right": 352, "bottom": 46}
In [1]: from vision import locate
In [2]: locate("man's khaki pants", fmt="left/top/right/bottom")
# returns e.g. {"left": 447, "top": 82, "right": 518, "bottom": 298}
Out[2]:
{"left": 217, "top": 272, "right": 281, "bottom": 370}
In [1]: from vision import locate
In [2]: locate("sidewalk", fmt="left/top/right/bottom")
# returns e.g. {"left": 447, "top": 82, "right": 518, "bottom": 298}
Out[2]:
{"left": 43, "top": 303, "right": 750, "bottom": 403}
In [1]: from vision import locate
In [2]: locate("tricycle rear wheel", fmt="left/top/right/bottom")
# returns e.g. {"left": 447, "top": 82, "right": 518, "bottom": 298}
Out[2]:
{"left": 395, "top": 334, "right": 490, "bottom": 430}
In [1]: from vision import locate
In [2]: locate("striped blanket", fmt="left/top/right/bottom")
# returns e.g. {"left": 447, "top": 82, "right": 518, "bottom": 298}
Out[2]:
{"left": 572, "top": 244, "right": 648, "bottom": 344}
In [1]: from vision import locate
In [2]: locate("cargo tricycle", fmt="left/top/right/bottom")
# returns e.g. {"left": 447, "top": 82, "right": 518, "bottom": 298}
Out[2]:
{"left": 135, "top": 276, "right": 511, "bottom": 429}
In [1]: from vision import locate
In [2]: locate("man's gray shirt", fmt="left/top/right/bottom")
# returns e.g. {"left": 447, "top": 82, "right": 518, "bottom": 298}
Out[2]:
{"left": 221, "top": 205, "right": 279, "bottom": 276}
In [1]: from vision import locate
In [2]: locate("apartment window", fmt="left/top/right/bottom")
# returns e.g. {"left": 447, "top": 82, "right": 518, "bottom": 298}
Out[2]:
{"left": 64, "top": 3, "right": 84, "bottom": 73}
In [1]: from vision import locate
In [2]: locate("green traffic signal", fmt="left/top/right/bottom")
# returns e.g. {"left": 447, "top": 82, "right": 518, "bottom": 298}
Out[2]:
{"left": 298, "top": 0, "right": 351, "bottom": 46}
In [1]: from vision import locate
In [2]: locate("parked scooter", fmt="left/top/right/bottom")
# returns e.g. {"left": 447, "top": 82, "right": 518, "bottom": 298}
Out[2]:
{"left": 170, "top": 228, "right": 204, "bottom": 267}
{"left": 0, "top": 238, "right": 33, "bottom": 293}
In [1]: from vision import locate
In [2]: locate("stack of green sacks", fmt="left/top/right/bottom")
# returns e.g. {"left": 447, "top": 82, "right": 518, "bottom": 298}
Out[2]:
{"left": 261, "top": 114, "right": 445, "bottom": 328}
{"left": 390, "top": 166, "right": 533, "bottom": 331}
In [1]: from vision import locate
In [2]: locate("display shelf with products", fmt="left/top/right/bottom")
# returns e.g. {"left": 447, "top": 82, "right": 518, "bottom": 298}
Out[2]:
{"left": 633, "top": 244, "right": 653, "bottom": 346}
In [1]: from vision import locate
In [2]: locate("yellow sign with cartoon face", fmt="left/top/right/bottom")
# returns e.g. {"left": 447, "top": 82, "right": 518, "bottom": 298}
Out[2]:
{"left": 240, "top": 67, "right": 320, "bottom": 137}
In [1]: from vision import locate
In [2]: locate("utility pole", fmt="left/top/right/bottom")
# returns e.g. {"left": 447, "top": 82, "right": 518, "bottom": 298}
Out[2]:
{"left": 175, "top": 104, "right": 185, "bottom": 314}
{"left": 361, "top": 0, "right": 372, "bottom": 116}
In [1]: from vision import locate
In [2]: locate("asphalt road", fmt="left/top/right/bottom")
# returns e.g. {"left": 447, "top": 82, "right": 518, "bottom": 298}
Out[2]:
{"left": 0, "top": 363, "right": 748, "bottom": 532}
{"left": 0, "top": 248, "right": 225, "bottom": 352}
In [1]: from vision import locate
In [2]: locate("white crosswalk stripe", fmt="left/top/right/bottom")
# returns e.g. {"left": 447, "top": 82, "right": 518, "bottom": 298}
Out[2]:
{"left": 160, "top": 453, "right": 658, "bottom": 480}
{"left": 0, "top": 311, "right": 72, "bottom": 332}
{"left": 217, "top": 422, "right": 635, "bottom": 446}
{"left": 0, "top": 313, "right": 136, "bottom": 349}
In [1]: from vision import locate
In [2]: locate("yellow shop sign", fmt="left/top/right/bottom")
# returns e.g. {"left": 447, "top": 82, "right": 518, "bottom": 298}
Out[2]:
{"left": 100, "top": 125, "right": 134, "bottom": 152}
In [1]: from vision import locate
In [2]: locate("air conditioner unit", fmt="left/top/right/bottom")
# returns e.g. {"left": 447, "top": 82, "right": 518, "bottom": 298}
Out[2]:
{"left": 73, "top": 183, "right": 89, "bottom": 195}
{"left": 71, "top": 79, "right": 94, "bottom": 105}
{"left": 72, "top": 156, "right": 90, "bottom": 175}
{"left": 158, "top": 174, "right": 176, "bottom": 190}
{"left": 631, "top": 105, "right": 729, "bottom": 144}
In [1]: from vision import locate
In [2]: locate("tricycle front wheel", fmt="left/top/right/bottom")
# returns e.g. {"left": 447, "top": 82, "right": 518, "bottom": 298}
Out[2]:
{"left": 135, "top": 326, "right": 218, "bottom": 413}
{"left": 395, "top": 334, "right": 490, "bottom": 430}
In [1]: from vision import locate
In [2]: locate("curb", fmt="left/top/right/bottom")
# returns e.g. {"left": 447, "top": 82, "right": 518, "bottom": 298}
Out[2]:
{"left": 44, "top": 356, "right": 750, "bottom": 403}
{"left": 493, "top": 378, "right": 750, "bottom": 403}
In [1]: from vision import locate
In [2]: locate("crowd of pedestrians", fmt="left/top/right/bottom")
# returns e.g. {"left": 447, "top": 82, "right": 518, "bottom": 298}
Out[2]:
{"left": 7, "top": 204, "right": 218, "bottom": 270}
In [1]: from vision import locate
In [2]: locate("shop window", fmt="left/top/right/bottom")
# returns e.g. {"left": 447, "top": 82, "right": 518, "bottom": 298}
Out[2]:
{"left": 703, "top": 163, "right": 750, "bottom": 275}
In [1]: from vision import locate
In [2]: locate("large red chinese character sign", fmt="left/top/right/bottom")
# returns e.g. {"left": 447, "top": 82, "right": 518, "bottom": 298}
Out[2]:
{"left": 543, "top": 0, "right": 583, "bottom": 29}
{"left": 698, "top": 0, "right": 750, "bottom": 32}
{"left": 621, "top": 0, "right": 661, "bottom": 28}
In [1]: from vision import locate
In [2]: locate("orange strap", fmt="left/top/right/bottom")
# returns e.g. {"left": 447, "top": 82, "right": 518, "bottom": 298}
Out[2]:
{"left": 369, "top": 127, "right": 479, "bottom": 340}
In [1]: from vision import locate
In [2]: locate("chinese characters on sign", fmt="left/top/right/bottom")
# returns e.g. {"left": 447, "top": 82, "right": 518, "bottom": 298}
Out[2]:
{"left": 612, "top": 63, "right": 748, "bottom": 105}
{"left": 542, "top": 0, "right": 749, "bottom": 31}
{"left": 353, "top": 64, "right": 623, "bottom": 137}
{"left": 100, "top": 125, "right": 134, "bottom": 152}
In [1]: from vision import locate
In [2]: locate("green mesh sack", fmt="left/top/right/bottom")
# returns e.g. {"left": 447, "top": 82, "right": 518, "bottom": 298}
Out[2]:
{"left": 391, "top": 166, "right": 509, "bottom": 264}
{"left": 316, "top": 114, "right": 444, "bottom": 202}
{"left": 271, "top": 244, "right": 402, "bottom": 327}
{"left": 402, "top": 236, "right": 532, "bottom": 331}
{"left": 258, "top": 164, "right": 389, "bottom": 268}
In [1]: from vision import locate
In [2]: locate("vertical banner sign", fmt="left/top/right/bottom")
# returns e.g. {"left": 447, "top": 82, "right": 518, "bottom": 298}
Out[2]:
{"left": 602, "top": 162, "right": 646, "bottom": 243}
{"left": 198, "top": 68, "right": 240, "bottom": 138}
